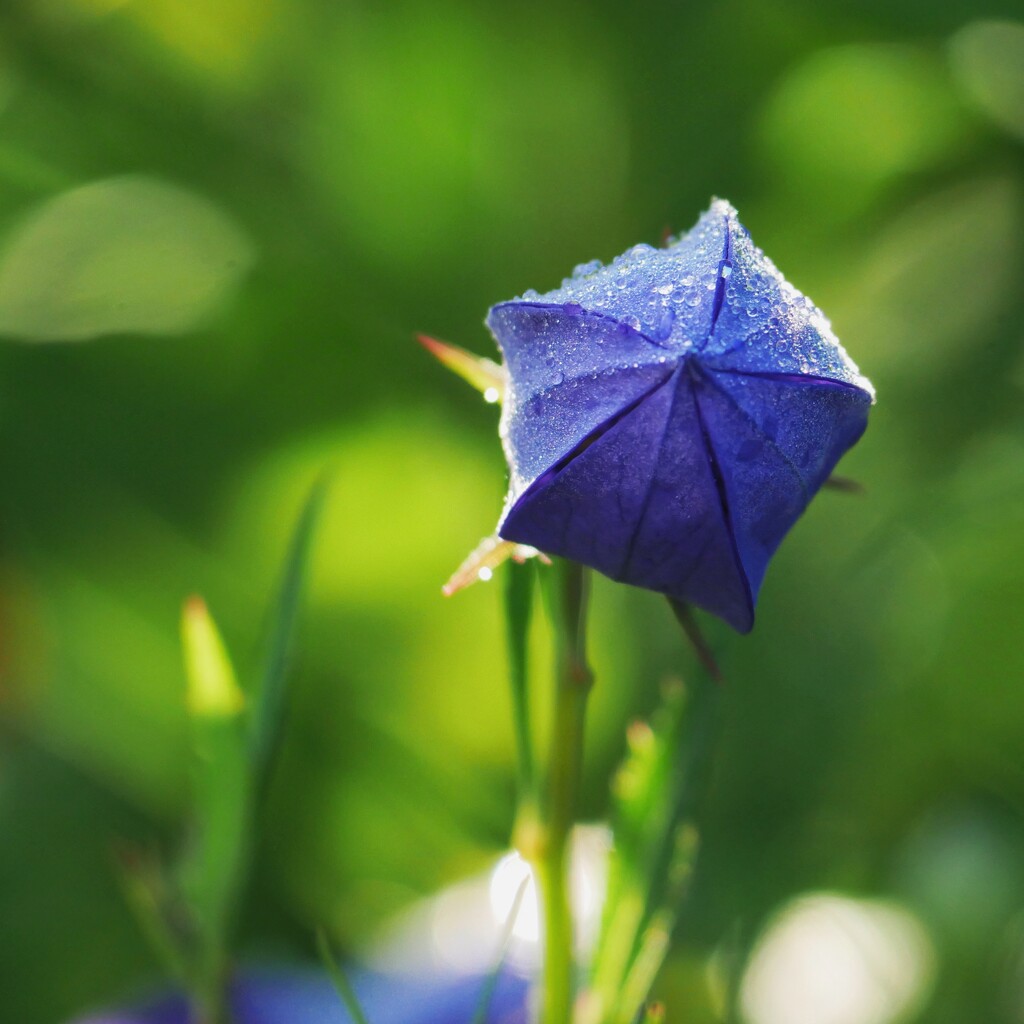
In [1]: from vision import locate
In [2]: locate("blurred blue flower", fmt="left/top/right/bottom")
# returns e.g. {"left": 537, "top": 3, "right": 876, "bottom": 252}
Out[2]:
{"left": 71, "top": 967, "right": 529, "bottom": 1024}
{"left": 488, "top": 199, "right": 874, "bottom": 631}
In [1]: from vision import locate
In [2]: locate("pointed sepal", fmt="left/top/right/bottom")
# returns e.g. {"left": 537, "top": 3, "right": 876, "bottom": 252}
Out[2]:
{"left": 417, "top": 333, "right": 505, "bottom": 403}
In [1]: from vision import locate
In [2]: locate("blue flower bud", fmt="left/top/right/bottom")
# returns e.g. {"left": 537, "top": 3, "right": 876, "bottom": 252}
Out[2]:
{"left": 488, "top": 200, "right": 874, "bottom": 632}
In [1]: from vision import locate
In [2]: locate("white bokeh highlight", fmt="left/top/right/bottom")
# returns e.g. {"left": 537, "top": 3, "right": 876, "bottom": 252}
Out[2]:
{"left": 741, "top": 892, "right": 935, "bottom": 1024}
{"left": 369, "top": 824, "right": 609, "bottom": 975}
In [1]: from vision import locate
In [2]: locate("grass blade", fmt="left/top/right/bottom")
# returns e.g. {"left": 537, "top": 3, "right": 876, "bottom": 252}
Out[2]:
{"left": 113, "top": 844, "right": 191, "bottom": 989}
{"left": 178, "top": 597, "right": 250, "bottom": 1010}
{"left": 316, "top": 929, "right": 372, "bottom": 1024}
{"left": 471, "top": 874, "right": 530, "bottom": 1024}
{"left": 250, "top": 474, "right": 330, "bottom": 789}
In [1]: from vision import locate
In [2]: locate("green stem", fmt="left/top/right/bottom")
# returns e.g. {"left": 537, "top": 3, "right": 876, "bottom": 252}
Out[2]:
{"left": 538, "top": 560, "right": 593, "bottom": 1024}
{"left": 504, "top": 559, "right": 537, "bottom": 807}
{"left": 316, "top": 928, "right": 372, "bottom": 1024}
{"left": 193, "top": 983, "right": 228, "bottom": 1024}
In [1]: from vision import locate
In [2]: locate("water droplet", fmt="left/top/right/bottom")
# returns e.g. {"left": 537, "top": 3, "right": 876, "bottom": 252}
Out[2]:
{"left": 656, "top": 283, "right": 674, "bottom": 295}
{"left": 572, "top": 259, "right": 602, "bottom": 278}
{"left": 655, "top": 309, "right": 675, "bottom": 340}
{"left": 484, "top": 387, "right": 501, "bottom": 404}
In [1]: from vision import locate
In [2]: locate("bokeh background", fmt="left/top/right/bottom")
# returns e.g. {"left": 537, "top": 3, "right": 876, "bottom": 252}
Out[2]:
{"left": 0, "top": 1, "right": 1022, "bottom": 1022}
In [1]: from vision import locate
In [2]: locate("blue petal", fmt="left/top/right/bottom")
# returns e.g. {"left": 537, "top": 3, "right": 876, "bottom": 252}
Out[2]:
{"left": 487, "top": 302, "right": 672, "bottom": 493}
{"left": 68, "top": 968, "right": 530, "bottom": 1024}
{"left": 501, "top": 367, "right": 754, "bottom": 631}
{"left": 703, "top": 223, "right": 874, "bottom": 396}
{"left": 494, "top": 201, "right": 733, "bottom": 356}
{"left": 231, "top": 969, "right": 528, "bottom": 1024}
{"left": 695, "top": 368, "right": 872, "bottom": 608}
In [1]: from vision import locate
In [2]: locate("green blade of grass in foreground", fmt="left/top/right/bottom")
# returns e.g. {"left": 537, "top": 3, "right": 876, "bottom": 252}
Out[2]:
{"left": 178, "top": 596, "right": 250, "bottom": 1015}
{"left": 164, "top": 479, "right": 328, "bottom": 1020}
{"left": 470, "top": 874, "right": 530, "bottom": 1024}
{"left": 586, "top": 682, "right": 692, "bottom": 1024}
{"left": 249, "top": 474, "right": 330, "bottom": 793}
{"left": 316, "top": 929, "right": 372, "bottom": 1024}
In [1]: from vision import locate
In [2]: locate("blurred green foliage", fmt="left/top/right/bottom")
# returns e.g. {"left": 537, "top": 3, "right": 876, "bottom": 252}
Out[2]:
{"left": 0, "top": 1, "right": 1022, "bottom": 1022}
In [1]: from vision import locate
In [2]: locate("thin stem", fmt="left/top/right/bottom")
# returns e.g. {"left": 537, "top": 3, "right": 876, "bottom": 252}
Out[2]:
{"left": 316, "top": 929, "right": 372, "bottom": 1024}
{"left": 537, "top": 560, "right": 593, "bottom": 1024}
{"left": 505, "top": 559, "right": 537, "bottom": 807}
{"left": 471, "top": 875, "right": 530, "bottom": 1024}
{"left": 668, "top": 600, "right": 724, "bottom": 684}
{"left": 721, "top": 917, "right": 751, "bottom": 1024}
{"left": 193, "top": 983, "right": 228, "bottom": 1024}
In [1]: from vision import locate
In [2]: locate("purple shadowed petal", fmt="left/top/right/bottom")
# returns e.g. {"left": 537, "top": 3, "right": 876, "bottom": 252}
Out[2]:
{"left": 489, "top": 199, "right": 874, "bottom": 631}
{"left": 70, "top": 968, "right": 530, "bottom": 1024}
{"left": 501, "top": 366, "right": 753, "bottom": 630}
{"left": 695, "top": 368, "right": 872, "bottom": 609}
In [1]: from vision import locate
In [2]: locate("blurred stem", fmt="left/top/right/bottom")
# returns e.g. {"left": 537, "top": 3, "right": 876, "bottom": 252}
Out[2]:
{"left": 537, "top": 560, "right": 592, "bottom": 1024}
{"left": 721, "top": 918, "right": 750, "bottom": 1024}
{"left": 194, "top": 981, "right": 228, "bottom": 1024}
{"left": 115, "top": 850, "right": 192, "bottom": 992}
{"left": 472, "top": 875, "right": 531, "bottom": 1024}
{"left": 316, "top": 929, "right": 372, "bottom": 1024}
